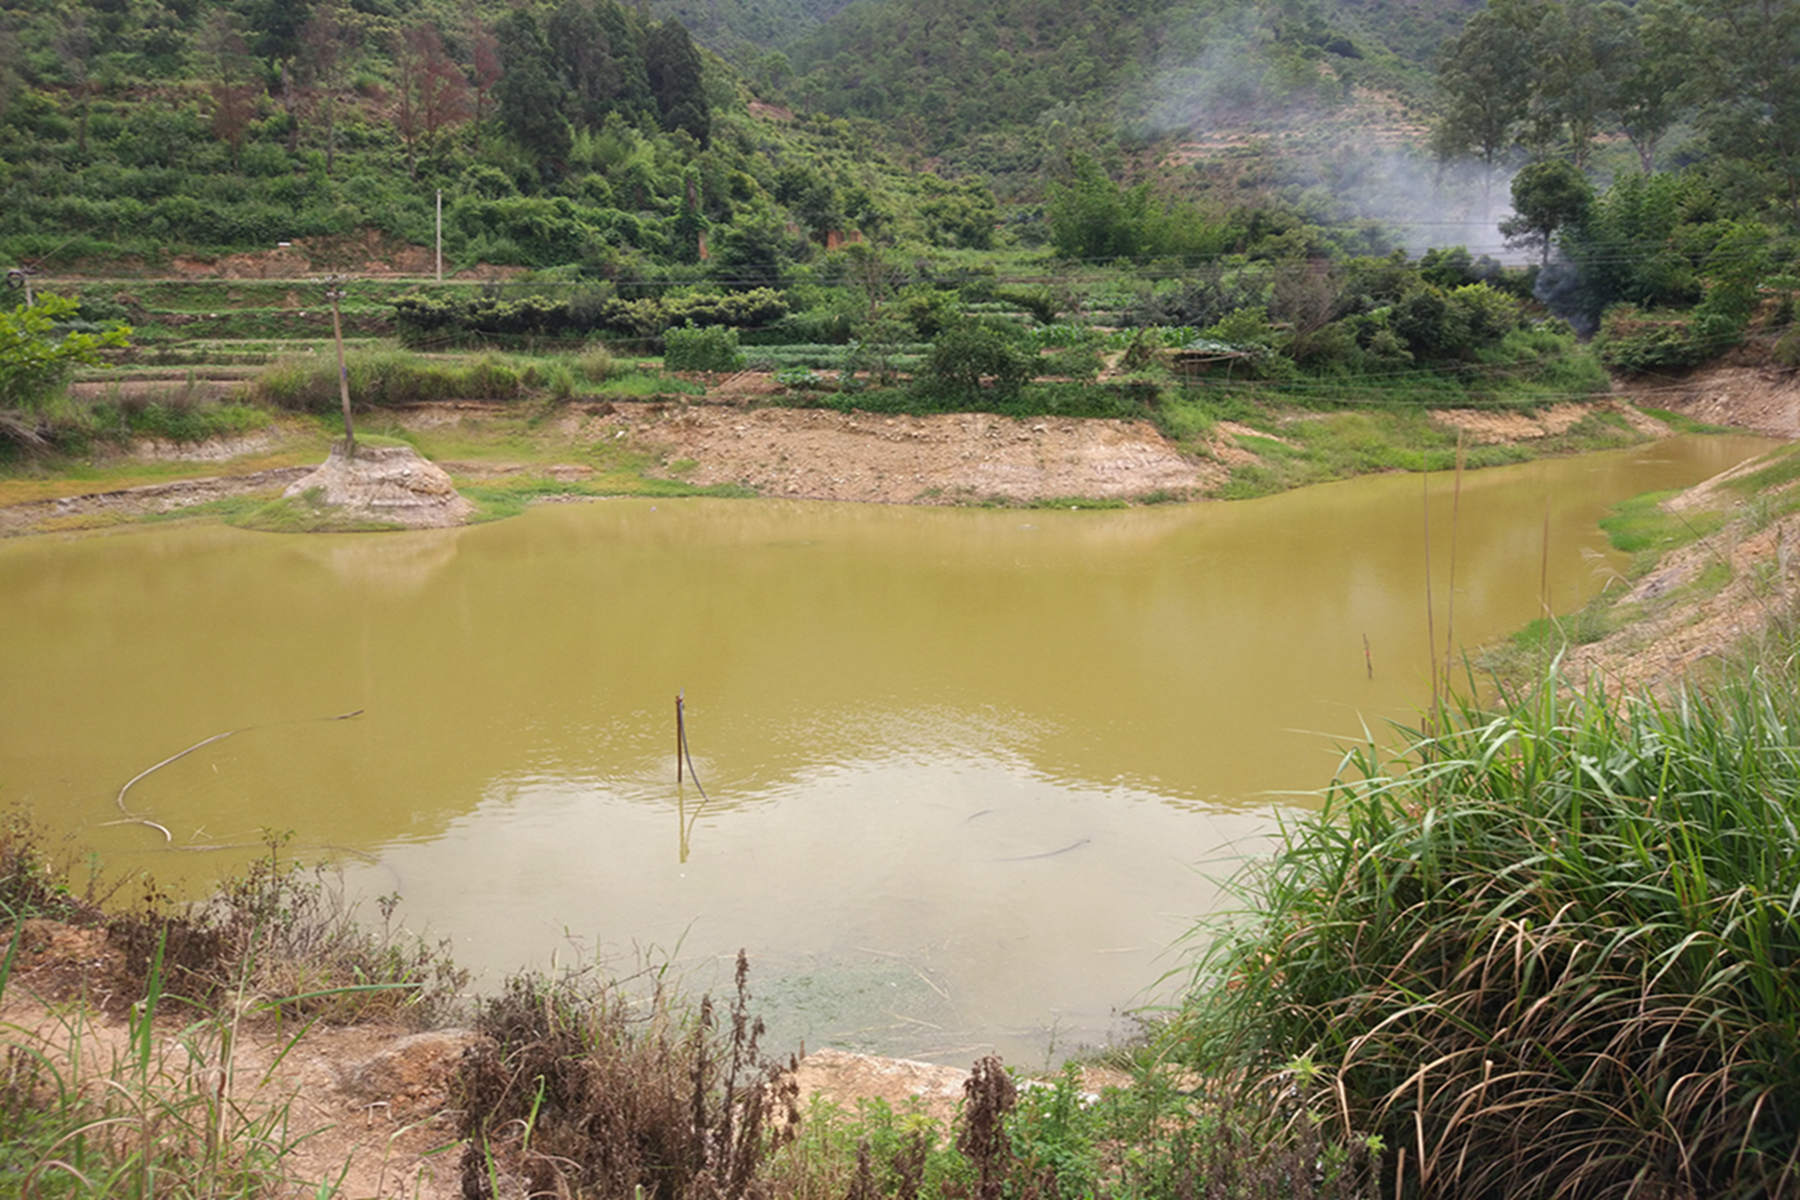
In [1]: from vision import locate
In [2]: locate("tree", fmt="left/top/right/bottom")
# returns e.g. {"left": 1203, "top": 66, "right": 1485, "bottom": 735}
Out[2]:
{"left": 1524, "top": 0, "right": 1623, "bottom": 167}
{"left": 1, "top": 295, "right": 131, "bottom": 441}
{"left": 1606, "top": 0, "right": 1692, "bottom": 174}
{"left": 468, "top": 22, "right": 502, "bottom": 132}
{"left": 645, "top": 20, "right": 710, "bottom": 145}
{"left": 296, "top": 2, "right": 353, "bottom": 176}
{"left": 1693, "top": 0, "right": 1800, "bottom": 213}
{"left": 919, "top": 320, "right": 1035, "bottom": 402}
{"left": 53, "top": 10, "right": 94, "bottom": 156}
{"left": 548, "top": 0, "right": 650, "bottom": 130}
{"left": 1501, "top": 159, "right": 1593, "bottom": 265}
{"left": 494, "top": 11, "right": 572, "bottom": 181}
{"left": 775, "top": 163, "right": 842, "bottom": 244}
{"left": 1431, "top": 1, "right": 1539, "bottom": 202}
{"left": 200, "top": 12, "right": 260, "bottom": 171}
{"left": 393, "top": 24, "right": 470, "bottom": 178}
{"left": 1045, "top": 156, "right": 1148, "bottom": 260}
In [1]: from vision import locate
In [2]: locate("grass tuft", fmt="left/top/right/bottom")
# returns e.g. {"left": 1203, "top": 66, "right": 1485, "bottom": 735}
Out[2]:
{"left": 1170, "top": 657, "right": 1800, "bottom": 1197}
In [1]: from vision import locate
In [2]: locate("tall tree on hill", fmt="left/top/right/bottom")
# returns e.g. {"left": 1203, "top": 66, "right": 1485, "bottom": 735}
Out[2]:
{"left": 1693, "top": 0, "right": 1800, "bottom": 213}
{"left": 238, "top": 0, "right": 315, "bottom": 64}
{"left": 1606, "top": 0, "right": 1692, "bottom": 174}
{"left": 0, "top": 16, "right": 19, "bottom": 130}
{"left": 1525, "top": 0, "right": 1623, "bottom": 168}
{"left": 1431, "top": 0, "right": 1540, "bottom": 203}
{"left": 296, "top": 2, "right": 352, "bottom": 177}
{"left": 494, "top": 10, "right": 572, "bottom": 181}
{"left": 52, "top": 10, "right": 94, "bottom": 157}
{"left": 466, "top": 16, "right": 502, "bottom": 137}
{"left": 201, "top": 11, "right": 260, "bottom": 172}
{"left": 645, "top": 20, "right": 710, "bottom": 146}
{"left": 393, "top": 24, "right": 470, "bottom": 179}
{"left": 548, "top": 0, "right": 651, "bottom": 130}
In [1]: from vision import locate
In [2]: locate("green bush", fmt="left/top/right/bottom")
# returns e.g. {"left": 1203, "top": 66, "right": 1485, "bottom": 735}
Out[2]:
{"left": 1596, "top": 306, "right": 1710, "bottom": 373}
{"left": 916, "top": 320, "right": 1036, "bottom": 402}
{"left": 1176, "top": 669, "right": 1800, "bottom": 1196}
{"left": 663, "top": 325, "right": 744, "bottom": 371}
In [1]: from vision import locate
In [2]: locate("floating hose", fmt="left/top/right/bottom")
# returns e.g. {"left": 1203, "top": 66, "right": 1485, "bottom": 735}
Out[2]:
{"left": 104, "top": 708, "right": 365, "bottom": 845}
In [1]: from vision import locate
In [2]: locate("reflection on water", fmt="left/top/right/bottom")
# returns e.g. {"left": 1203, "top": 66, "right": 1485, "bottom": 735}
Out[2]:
{"left": 0, "top": 435, "right": 1772, "bottom": 1063}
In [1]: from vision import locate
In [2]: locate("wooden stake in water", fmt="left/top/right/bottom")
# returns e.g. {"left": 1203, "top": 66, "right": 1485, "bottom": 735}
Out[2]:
{"left": 1443, "top": 431, "right": 1465, "bottom": 694}
{"left": 676, "top": 690, "right": 684, "bottom": 785}
{"left": 1422, "top": 471, "right": 1438, "bottom": 724}
{"left": 1364, "top": 633, "right": 1373, "bottom": 680}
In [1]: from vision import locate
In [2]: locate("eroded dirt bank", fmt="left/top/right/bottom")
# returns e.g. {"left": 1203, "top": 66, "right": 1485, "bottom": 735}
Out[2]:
{"left": 10, "top": 372, "right": 1769, "bottom": 535}
{"left": 551, "top": 403, "right": 1218, "bottom": 503}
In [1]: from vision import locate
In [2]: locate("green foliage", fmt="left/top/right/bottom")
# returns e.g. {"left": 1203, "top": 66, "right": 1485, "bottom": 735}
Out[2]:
{"left": 663, "top": 325, "right": 745, "bottom": 371}
{"left": 393, "top": 288, "right": 787, "bottom": 346}
{"left": 1501, "top": 158, "right": 1594, "bottom": 266}
{"left": 0, "top": 294, "right": 131, "bottom": 412}
{"left": 917, "top": 320, "right": 1035, "bottom": 402}
{"left": 1593, "top": 300, "right": 1747, "bottom": 375}
{"left": 249, "top": 351, "right": 526, "bottom": 411}
{"left": 1175, "top": 665, "right": 1800, "bottom": 1196}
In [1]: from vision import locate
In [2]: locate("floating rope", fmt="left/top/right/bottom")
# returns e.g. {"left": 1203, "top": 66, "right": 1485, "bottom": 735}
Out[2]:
{"left": 995, "top": 837, "right": 1091, "bottom": 862}
{"left": 104, "top": 708, "right": 365, "bottom": 844}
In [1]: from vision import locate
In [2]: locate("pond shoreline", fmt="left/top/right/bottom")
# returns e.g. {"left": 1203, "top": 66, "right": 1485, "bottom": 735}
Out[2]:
{"left": 6, "top": 363, "right": 1782, "bottom": 536}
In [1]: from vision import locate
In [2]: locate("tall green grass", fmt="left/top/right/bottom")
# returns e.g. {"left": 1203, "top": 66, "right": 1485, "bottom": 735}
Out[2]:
{"left": 1172, "top": 656, "right": 1800, "bottom": 1196}
{"left": 249, "top": 351, "right": 527, "bottom": 411}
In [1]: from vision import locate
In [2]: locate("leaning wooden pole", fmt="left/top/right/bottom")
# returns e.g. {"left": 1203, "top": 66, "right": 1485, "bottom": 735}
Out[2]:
{"left": 325, "top": 274, "right": 355, "bottom": 457}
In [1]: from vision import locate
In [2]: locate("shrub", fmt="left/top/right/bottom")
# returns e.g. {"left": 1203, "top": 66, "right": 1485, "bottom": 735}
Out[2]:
{"left": 1176, "top": 671, "right": 1800, "bottom": 1197}
{"left": 1, "top": 294, "right": 132, "bottom": 417}
{"left": 457, "top": 953, "right": 796, "bottom": 1200}
{"left": 917, "top": 320, "right": 1035, "bottom": 402}
{"left": 575, "top": 344, "right": 619, "bottom": 382}
{"left": 663, "top": 325, "right": 744, "bottom": 371}
{"left": 1596, "top": 306, "right": 1709, "bottom": 373}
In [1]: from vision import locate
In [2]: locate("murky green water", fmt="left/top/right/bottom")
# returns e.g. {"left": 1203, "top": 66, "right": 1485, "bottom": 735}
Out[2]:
{"left": 0, "top": 436, "right": 1770, "bottom": 1062}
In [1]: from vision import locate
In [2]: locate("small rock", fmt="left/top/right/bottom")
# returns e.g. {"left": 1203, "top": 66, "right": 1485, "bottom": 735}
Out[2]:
{"left": 342, "top": 1029, "right": 492, "bottom": 1110}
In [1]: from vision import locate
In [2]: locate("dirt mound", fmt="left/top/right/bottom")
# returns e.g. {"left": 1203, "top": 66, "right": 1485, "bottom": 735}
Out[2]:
{"left": 284, "top": 442, "right": 472, "bottom": 528}
{"left": 566, "top": 404, "right": 1218, "bottom": 504}
{"left": 1431, "top": 402, "right": 1611, "bottom": 443}
{"left": 1648, "top": 363, "right": 1800, "bottom": 439}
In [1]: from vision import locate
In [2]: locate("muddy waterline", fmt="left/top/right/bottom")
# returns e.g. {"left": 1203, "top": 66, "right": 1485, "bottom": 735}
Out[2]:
{"left": 0, "top": 436, "right": 1770, "bottom": 1062}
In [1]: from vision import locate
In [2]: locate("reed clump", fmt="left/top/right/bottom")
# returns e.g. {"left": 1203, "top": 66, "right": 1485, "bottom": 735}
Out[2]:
{"left": 1172, "top": 651, "right": 1800, "bottom": 1197}
{"left": 103, "top": 835, "right": 466, "bottom": 1026}
{"left": 457, "top": 950, "right": 799, "bottom": 1200}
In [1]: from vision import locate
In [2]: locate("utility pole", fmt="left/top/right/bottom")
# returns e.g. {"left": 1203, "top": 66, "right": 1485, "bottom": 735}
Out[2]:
{"left": 435, "top": 189, "right": 443, "bottom": 284}
{"left": 323, "top": 274, "right": 355, "bottom": 457}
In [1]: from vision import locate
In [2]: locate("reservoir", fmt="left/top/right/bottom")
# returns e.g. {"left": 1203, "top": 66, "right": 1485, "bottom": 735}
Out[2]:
{"left": 0, "top": 434, "right": 1769, "bottom": 1063}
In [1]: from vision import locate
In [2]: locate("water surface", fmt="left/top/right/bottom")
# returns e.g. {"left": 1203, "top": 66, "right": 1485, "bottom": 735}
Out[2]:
{"left": 0, "top": 436, "right": 1768, "bottom": 1062}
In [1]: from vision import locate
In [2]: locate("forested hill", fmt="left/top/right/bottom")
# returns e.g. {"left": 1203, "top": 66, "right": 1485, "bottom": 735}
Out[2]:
{"left": 643, "top": 0, "right": 852, "bottom": 71}
{"left": 777, "top": 0, "right": 1474, "bottom": 163}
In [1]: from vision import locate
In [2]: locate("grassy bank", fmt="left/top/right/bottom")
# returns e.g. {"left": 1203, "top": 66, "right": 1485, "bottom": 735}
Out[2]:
{"left": 3, "top": 339, "right": 1667, "bottom": 527}
{"left": 1168, "top": 570, "right": 1800, "bottom": 1199}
